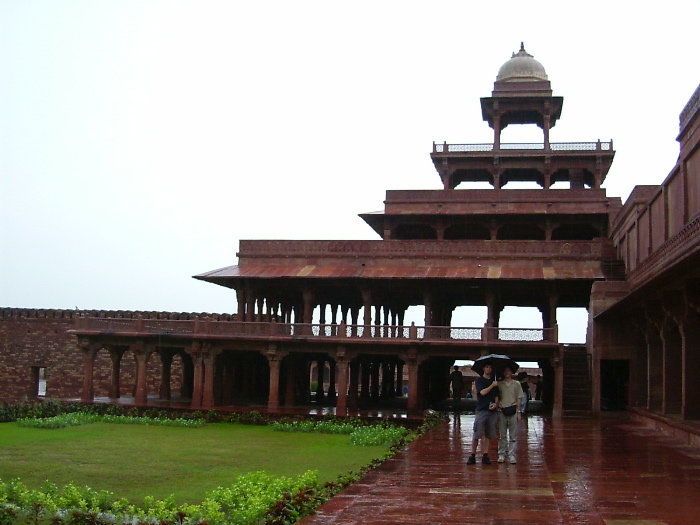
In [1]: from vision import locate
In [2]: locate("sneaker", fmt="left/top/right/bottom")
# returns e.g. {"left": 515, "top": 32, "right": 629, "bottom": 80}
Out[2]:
{"left": 509, "top": 458, "right": 517, "bottom": 464}
{"left": 497, "top": 456, "right": 505, "bottom": 463}
{"left": 482, "top": 454, "right": 491, "bottom": 465}
{"left": 466, "top": 455, "right": 476, "bottom": 465}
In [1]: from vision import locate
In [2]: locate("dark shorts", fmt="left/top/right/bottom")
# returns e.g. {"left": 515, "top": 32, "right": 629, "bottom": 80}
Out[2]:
{"left": 473, "top": 409, "right": 498, "bottom": 439}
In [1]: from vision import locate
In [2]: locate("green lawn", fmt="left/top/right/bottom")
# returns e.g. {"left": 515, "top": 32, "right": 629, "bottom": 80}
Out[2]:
{"left": 0, "top": 422, "right": 388, "bottom": 504}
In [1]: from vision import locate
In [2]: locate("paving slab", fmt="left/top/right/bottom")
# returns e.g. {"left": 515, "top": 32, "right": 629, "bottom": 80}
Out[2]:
{"left": 298, "top": 413, "right": 700, "bottom": 525}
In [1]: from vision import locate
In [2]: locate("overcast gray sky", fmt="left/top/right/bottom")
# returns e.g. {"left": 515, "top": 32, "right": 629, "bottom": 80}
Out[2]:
{"left": 1, "top": 1, "right": 698, "bottom": 341}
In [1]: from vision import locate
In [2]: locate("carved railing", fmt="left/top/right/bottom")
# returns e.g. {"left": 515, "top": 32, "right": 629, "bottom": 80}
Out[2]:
{"left": 627, "top": 214, "right": 700, "bottom": 289}
{"left": 432, "top": 141, "right": 613, "bottom": 153}
{"left": 73, "top": 317, "right": 557, "bottom": 344}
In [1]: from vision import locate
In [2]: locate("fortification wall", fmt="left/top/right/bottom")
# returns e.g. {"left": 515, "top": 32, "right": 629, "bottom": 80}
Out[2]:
{"left": 0, "top": 308, "right": 235, "bottom": 404}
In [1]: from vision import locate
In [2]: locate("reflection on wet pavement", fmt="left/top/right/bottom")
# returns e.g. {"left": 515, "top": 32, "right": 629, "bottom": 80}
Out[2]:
{"left": 299, "top": 413, "right": 700, "bottom": 524}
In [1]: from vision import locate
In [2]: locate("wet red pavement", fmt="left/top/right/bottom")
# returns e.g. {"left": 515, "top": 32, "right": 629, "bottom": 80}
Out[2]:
{"left": 298, "top": 413, "right": 700, "bottom": 525}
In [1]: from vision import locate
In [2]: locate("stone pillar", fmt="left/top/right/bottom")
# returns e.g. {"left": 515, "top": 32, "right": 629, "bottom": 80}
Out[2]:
{"left": 646, "top": 328, "right": 663, "bottom": 411}
{"left": 319, "top": 303, "right": 327, "bottom": 335}
{"left": 266, "top": 345, "right": 287, "bottom": 411}
{"left": 302, "top": 290, "right": 314, "bottom": 324}
{"left": 190, "top": 342, "right": 204, "bottom": 409}
{"left": 551, "top": 348, "right": 564, "bottom": 418}
{"left": 245, "top": 290, "right": 255, "bottom": 322}
{"left": 406, "top": 361, "right": 419, "bottom": 411}
{"left": 493, "top": 113, "right": 501, "bottom": 150}
{"left": 236, "top": 287, "right": 246, "bottom": 321}
{"left": 402, "top": 347, "right": 426, "bottom": 412}
{"left": 362, "top": 289, "right": 372, "bottom": 337}
{"left": 133, "top": 342, "right": 149, "bottom": 405}
{"left": 484, "top": 291, "right": 501, "bottom": 341}
{"left": 201, "top": 344, "right": 219, "bottom": 409}
{"left": 543, "top": 167, "right": 552, "bottom": 190}
{"left": 423, "top": 291, "right": 433, "bottom": 327}
{"left": 660, "top": 318, "right": 682, "bottom": 415}
{"left": 80, "top": 339, "right": 100, "bottom": 403}
{"left": 159, "top": 351, "right": 173, "bottom": 400}
{"left": 350, "top": 307, "right": 360, "bottom": 336}
{"left": 334, "top": 347, "right": 350, "bottom": 415}
{"left": 107, "top": 346, "right": 123, "bottom": 399}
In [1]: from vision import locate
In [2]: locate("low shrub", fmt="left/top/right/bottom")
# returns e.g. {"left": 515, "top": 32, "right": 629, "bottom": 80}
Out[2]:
{"left": 16, "top": 413, "right": 206, "bottom": 429}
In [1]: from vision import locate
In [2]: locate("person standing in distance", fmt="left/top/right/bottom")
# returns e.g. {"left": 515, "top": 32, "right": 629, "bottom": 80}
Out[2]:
{"left": 449, "top": 365, "right": 464, "bottom": 407}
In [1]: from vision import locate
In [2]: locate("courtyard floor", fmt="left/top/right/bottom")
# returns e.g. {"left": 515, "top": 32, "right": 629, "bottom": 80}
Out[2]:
{"left": 297, "top": 412, "right": 700, "bottom": 525}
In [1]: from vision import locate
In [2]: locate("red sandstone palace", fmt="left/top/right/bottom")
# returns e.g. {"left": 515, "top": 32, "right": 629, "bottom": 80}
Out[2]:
{"left": 2, "top": 46, "right": 699, "bottom": 430}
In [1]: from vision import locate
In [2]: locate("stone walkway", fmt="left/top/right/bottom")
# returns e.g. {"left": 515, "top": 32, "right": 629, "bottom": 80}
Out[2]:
{"left": 298, "top": 413, "right": 700, "bottom": 524}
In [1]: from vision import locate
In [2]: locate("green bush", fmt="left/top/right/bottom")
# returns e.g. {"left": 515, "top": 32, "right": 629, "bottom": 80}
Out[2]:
{"left": 0, "top": 471, "right": 321, "bottom": 524}
{"left": 16, "top": 412, "right": 206, "bottom": 429}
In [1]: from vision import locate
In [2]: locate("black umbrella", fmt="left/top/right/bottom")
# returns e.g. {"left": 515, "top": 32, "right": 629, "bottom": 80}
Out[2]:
{"left": 471, "top": 354, "right": 519, "bottom": 377}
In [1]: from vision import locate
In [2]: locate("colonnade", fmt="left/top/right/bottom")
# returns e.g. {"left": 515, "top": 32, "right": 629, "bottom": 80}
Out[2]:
{"left": 234, "top": 286, "right": 562, "bottom": 337}
{"left": 593, "top": 285, "right": 700, "bottom": 419}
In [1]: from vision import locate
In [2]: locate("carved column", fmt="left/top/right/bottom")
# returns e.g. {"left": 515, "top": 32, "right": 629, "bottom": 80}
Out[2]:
{"left": 423, "top": 290, "right": 433, "bottom": 327}
{"left": 133, "top": 341, "right": 150, "bottom": 405}
{"left": 189, "top": 341, "right": 205, "bottom": 409}
{"left": 158, "top": 351, "right": 172, "bottom": 400}
{"left": 484, "top": 290, "right": 501, "bottom": 341}
{"left": 402, "top": 347, "right": 427, "bottom": 412}
{"left": 334, "top": 347, "right": 351, "bottom": 415}
{"left": 493, "top": 113, "right": 501, "bottom": 150}
{"left": 201, "top": 343, "right": 221, "bottom": 409}
{"left": 266, "top": 345, "right": 288, "bottom": 411}
{"left": 79, "top": 339, "right": 100, "bottom": 403}
{"left": 302, "top": 290, "right": 314, "bottom": 324}
{"left": 107, "top": 345, "right": 124, "bottom": 399}
{"left": 236, "top": 287, "right": 246, "bottom": 321}
{"left": 245, "top": 289, "right": 255, "bottom": 322}
{"left": 362, "top": 289, "right": 372, "bottom": 337}
{"left": 660, "top": 293, "right": 683, "bottom": 415}
{"left": 643, "top": 302, "right": 664, "bottom": 411}
{"left": 551, "top": 348, "right": 564, "bottom": 418}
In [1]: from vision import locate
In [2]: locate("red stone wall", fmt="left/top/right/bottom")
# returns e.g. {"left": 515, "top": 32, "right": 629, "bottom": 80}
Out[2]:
{"left": 0, "top": 308, "right": 233, "bottom": 404}
{"left": 610, "top": 84, "right": 700, "bottom": 280}
{"left": 0, "top": 310, "right": 82, "bottom": 403}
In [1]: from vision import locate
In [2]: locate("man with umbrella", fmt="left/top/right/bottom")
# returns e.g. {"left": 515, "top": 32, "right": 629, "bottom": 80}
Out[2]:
{"left": 466, "top": 355, "right": 503, "bottom": 465}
